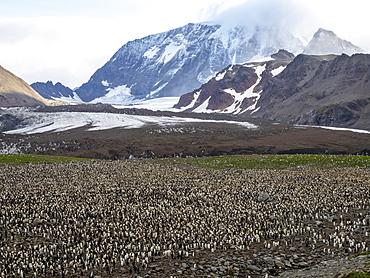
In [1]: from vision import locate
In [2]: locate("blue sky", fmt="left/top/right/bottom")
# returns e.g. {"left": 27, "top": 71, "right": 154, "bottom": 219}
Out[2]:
{"left": 0, "top": 0, "right": 369, "bottom": 88}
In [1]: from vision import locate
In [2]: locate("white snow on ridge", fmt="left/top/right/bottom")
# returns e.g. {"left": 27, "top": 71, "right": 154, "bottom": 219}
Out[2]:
{"left": 215, "top": 70, "right": 227, "bottom": 81}
{"left": 159, "top": 39, "right": 187, "bottom": 65}
{"left": 51, "top": 92, "right": 83, "bottom": 103}
{"left": 102, "top": 80, "right": 110, "bottom": 87}
{"left": 4, "top": 111, "right": 258, "bottom": 135}
{"left": 144, "top": 46, "right": 160, "bottom": 59}
{"left": 219, "top": 64, "right": 265, "bottom": 114}
{"left": 179, "top": 64, "right": 267, "bottom": 114}
{"left": 242, "top": 64, "right": 266, "bottom": 113}
{"left": 271, "top": 65, "right": 286, "bottom": 77}
{"left": 186, "top": 91, "right": 201, "bottom": 111}
{"left": 193, "top": 97, "right": 212, "bottom": 113}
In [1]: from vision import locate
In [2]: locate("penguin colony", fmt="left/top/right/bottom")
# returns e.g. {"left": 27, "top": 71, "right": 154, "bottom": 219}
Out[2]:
{"left": 0, "top": 160, "right": 369, "bottom": 277}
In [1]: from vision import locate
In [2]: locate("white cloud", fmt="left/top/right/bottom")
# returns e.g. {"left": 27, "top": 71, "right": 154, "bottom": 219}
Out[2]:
{"left": 0, "top": 17, "right": 135, "bottom": 88}
{"left": 303, "top": 0, "right": 370, "bottom": 51}
{"left": 206, "top": 0, "right": 370, "bottom": 51}
{"left": 0, "top": 1, "right": 237, "bottom": 88}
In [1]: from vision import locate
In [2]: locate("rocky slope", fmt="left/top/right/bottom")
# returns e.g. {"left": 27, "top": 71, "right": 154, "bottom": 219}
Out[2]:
{"left": 174, "top": 50, "right": 295, "bottom": 113}
{"left": 174, "top": 50, "right": 370, "bottom": 130}
{"left": 253, "top": 53, "right": 370, "bottom": 130}
{"left": 0, "top": 65, "right": 50, "bottom": 107}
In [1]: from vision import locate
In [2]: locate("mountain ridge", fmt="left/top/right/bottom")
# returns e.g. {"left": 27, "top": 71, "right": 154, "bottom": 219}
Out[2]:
{"left": 32, "top": 24, "right": 364, "bottom": 105}
{"left": 175, "top": 51, "right": 370, "bottom": 130}
{"left": 31, "top": 81, "right": 76, "bottom": 101}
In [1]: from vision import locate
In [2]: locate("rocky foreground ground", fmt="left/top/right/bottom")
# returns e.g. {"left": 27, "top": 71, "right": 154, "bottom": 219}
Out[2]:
{"left": 0, "top": 160, "right": 369, "bottom": 277}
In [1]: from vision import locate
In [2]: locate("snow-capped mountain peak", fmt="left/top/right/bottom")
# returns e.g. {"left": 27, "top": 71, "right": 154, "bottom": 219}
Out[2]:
{"left": 303, "top": 28, "right": 364, "bottom": 55}
{"left": 32, "top": 18, "right": 365, "bottom": 106}
{"left": 70, "top": 21, "right": 309, "bottom": 105}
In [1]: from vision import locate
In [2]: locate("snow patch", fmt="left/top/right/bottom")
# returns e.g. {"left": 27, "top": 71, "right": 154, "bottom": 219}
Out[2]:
{"left": 221, "top": 64, "right": 266, "bottom": 114}
{"left": 193, "top": 97, "right": 212, "bottom": 113}
{"left": 271, "top": 66, "right": 286, "bottom": 77}
{"left": 215, "top": 70, "right": 227, "bottom": 81}
{"left": 190, "top": 64, "right": 267, "bottom": 114}
{"left": 172, "top": 91, "right": 202, "bottom": 112}
{"left": 241, "top": 64, "right": 266, "bottom": 113}
{"left": 51, "top": 92, "right": 83, "bottom": 103}
{"left": 178, "top": 90, "right": 202, "bottom": 111}
{"left": 144, "top": 46, "right": 160, "bottom": 59}
{"left": 159, "top": 36, "right": 187, "bottom": 64}
{"left": 251, "top": 107, "right": 261, "bottom": 114}
{"left": 146, "top": 83, "right": 169, "bottom": 98}
{"left": 297, "top": 125, "right": 370, "bottom": 134}
{"left": 102, "top": 80, "right": 110, "bottom": 87}
{"left": 223, "top": 64, "right": 265, "bottom": 114}
{"left": 91, "top": 85, "right": 134, "bottom": 105}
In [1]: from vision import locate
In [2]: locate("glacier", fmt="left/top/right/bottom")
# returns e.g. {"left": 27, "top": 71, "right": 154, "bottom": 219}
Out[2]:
{"left": 3, "top": 109, "right": 258, "bottom": 135}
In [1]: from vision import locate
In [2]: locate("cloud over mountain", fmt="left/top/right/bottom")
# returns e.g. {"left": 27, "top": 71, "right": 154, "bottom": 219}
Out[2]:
{"left": 208, "top": 0, "right": 319, "bottom": 44}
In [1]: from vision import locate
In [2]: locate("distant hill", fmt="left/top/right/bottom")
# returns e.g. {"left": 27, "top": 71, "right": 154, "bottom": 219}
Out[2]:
{"left": 0, "top": 65, "right": 50, "bottom": 107}
{"left": 0, "top": 66, "right": 67, "bottom": 108}
{"left": 31, "top": 81, "right": 76, "bottom": 101}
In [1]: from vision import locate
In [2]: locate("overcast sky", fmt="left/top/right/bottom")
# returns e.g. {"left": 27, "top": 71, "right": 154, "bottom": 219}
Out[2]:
{"left": 0, "top": 0, "right": 369, "bottom": 88}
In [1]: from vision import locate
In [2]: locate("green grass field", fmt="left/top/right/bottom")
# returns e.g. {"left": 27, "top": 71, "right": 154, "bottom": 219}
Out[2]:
{"left": 1, "top": 154, "right": 369, "bottom": 169}
{"left": 165, "top": 154, "right": 370, "bottom": 169}
{"left": 0, "top": 154, "right": 89, "bottom": 164}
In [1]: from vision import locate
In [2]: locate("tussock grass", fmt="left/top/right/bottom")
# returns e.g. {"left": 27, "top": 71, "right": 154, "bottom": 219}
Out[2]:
{"left": 0, "top": 154, "right": 89, "bottom": 164}
{"left": 349, "top": 251, "right": 370, "bottom": 259}
{"left": 342, "top": 272, "right": 370, "bottom": 278}
{"left": 166, "top": 155, "right": 370, "bottom": 170}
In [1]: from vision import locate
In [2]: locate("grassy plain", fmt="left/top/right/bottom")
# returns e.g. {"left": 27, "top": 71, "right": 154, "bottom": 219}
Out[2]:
{"left": 1, "top": 154, "right": 370, "bottom": 170}
{"left": 165, "top": 154, "right": 370, "bottom": 169}
{"left": 0, "top": 154, "right": 89, "bottom": 164}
